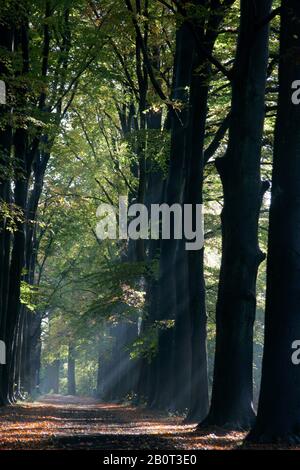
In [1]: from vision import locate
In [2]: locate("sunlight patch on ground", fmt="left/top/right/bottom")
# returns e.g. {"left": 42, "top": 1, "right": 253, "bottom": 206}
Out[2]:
{"left": 0, "top": 396, "right": 246, "bottom": 450}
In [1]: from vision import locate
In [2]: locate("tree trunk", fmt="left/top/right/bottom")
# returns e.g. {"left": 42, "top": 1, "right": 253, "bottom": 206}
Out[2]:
{"left": 45, "top": 360, "right": 60, "bottom": 394}
{"left": 185, "top": 44, "right": 210, "bottom": 421}
{"left": 202, "top": 0, "right": 272, "bottom": 429}
{"left": 153, "top": 4, "right": 196, "bottom": 411}
{"left": 67, "top": 343, "right": 76, "bottom": 395}
{"left": 0, "top": 8, "right": 13, "bottom": 406}
{"left": 22, "top": 150, "right": 50, "bottom": 396}
{"left": 27, "top": 311, "right": 42, "bottom": 397}
{"left": 96, "top": 345, "right": 102, "bottom": 398}
{"left": 247, "top": 0, "right": 300, "bottom": 443}
{"left": 4, "top": 127, "right": 29, "bottom": 403}
{"left": 154, "top": 0, "right": 234, "bottom": 415}
{"left": 173, "top": 240, "right": 192, "bottom": 413}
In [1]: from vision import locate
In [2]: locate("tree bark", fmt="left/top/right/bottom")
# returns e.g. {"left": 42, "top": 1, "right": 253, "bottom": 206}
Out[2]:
{"left": 202, "top": 0, "right": 272, "bottom": 429}
{"left": 0, "top": 6, "right": 13, "bottom": 405}
{"left": 153, "top": 3, "right": 196, "bottom": 411}
{"left": 184, "top": 44, "right": 210, "bottom": 422}
{"left": 154, "top": 0, "right": 234, "bottom": 415}
{"left": 247, "top": 0, "right": 300, "bottom": 443}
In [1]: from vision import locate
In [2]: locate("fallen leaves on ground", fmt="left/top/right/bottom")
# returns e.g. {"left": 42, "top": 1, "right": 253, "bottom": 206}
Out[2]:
{"left": 0, "top": 395, "right": 294, "bottom": 450}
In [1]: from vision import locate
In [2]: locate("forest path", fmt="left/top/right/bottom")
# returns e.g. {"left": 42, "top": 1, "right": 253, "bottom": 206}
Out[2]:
{"left": 0, "top": 395, "right": 246, "bottom": 450}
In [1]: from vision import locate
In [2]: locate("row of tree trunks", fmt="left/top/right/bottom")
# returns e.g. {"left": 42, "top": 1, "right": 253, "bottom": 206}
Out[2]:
{"left": 98, "top": 322, "right": 139, "bottom": 401}
{"left": 0, "top": 2, "right": 48, "bottom": 404}
{"left": 22, "top": 150, "right": 51, "bottom": 396}
{"left": 135, "top": 108, "right": 164, "bottom": 404}
{"left": 153, "top": 6, "right": 196, "bottom": 410}
{"left": 1, "top": 10, "right": 32, "bottom": 404}
{"left": 0, "top": 0, "right": 72, "bottom": 404}
{"left": 0, "top": 6, "right": 13, "bottom": 405}
{"left": 42, "top": 351, "right": 76, "bottom": 397}
{"left": 154, "top": 0, "right": 234, "bottom": 420}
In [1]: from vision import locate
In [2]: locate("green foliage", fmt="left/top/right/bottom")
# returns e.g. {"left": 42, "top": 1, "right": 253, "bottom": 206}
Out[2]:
{"left": 20, "top": 281, "right": 38, "bottom": 312}
{"left": 27, "top": 0, "right": 279, "bottom": 399}
{"left": 0, "top": 202, "right": 24, "bottom": 233}
{"left": 130, "top": 319, "right": 174, "bottom": 361}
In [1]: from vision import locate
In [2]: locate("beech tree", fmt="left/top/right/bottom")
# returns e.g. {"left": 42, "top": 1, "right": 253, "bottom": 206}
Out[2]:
{"left": 248, "top": 0, "right": 300, "bottom": 443}
{"left": 4, "top": 0, "right": 300, "bottom": 450}
{"left": 202, "top": 0, "right": 273, "bottom": 429}
{"left": 0, "top": 0, "right": 109, "bottom": 402}
{"left": 154, "top": 0, "right": 235, "bottom": 420}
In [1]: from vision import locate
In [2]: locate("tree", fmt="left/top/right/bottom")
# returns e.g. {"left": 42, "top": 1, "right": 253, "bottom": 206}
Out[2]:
{"left": 200, "top": 0, "right": 273, "bottom": 430}
{"left": 0, "top": 0, "right": 111, "bottom": 402}
{"left": 154, "top": 0, "right": 235, "bottom": 419}
{"left": 247, "top": 0, "right": 300, "bottom": 443}
{"left": 0, "top": 1, "right": 14, "bottom": 405}
{"left": 67, "top": 342, "right": 76, "bottom": 395}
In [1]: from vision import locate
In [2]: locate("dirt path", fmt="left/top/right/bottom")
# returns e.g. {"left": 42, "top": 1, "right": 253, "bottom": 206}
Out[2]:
{"left": 0, "top": 395, "right": 246, "bottom": 450}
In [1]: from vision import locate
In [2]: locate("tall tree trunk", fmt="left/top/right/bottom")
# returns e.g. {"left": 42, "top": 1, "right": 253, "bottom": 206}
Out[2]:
{"left": 185, "top": 40, "right": 210, "bottom": 422}
{"left": 5, "top": 139, "right": 28, "bottom": 403}
{"left": 136, "top": 108, "right": 164, "bottom": 404}
{"left": 173, "top": 240, "right": 192, "bottom": 413}
{"left": 22, "top": 150, "right": 50, "bottom": 396}
{"left": 46, "top": 359, "right": 60, "bottom": 394}
{"left": 154, "top": 0, "right": 234, "bottom": 414}
{"left": 153, "top": 5, "right": 196, "bottom": 411}
{"left": 3, "top": 11, "right": 33, "bottom": 403}
{"left": 247, "top": 0, "right": 300, "bottom": 443}
{"left": 27, "top": 311, "right": 42, "bottom": 397}
{"left": 202, "top": 0, "right": 272, "bottom": 429}
{"left": 96, "top": 342, "right": 102, "bottom": 399}
{"left": 0, "top": 7, "right": 13, "bottom": 405}
{"left": 67, "top": 343, "right": 76, "bottom": 395}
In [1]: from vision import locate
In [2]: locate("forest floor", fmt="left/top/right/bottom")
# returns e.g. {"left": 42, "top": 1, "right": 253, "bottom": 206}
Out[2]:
{"left": 0, "top": 395, "right": 247, "bottom": 450}
{"left": 0, "top": 395, "right": 290, "bottom": 450}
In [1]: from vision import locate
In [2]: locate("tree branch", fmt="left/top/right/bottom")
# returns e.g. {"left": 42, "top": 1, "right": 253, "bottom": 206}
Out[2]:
{"left": 125, "top": 0, "right": 169, "bottom": 103}
{"left": 204, "top": 113, "right": 230, "bottom": 165}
